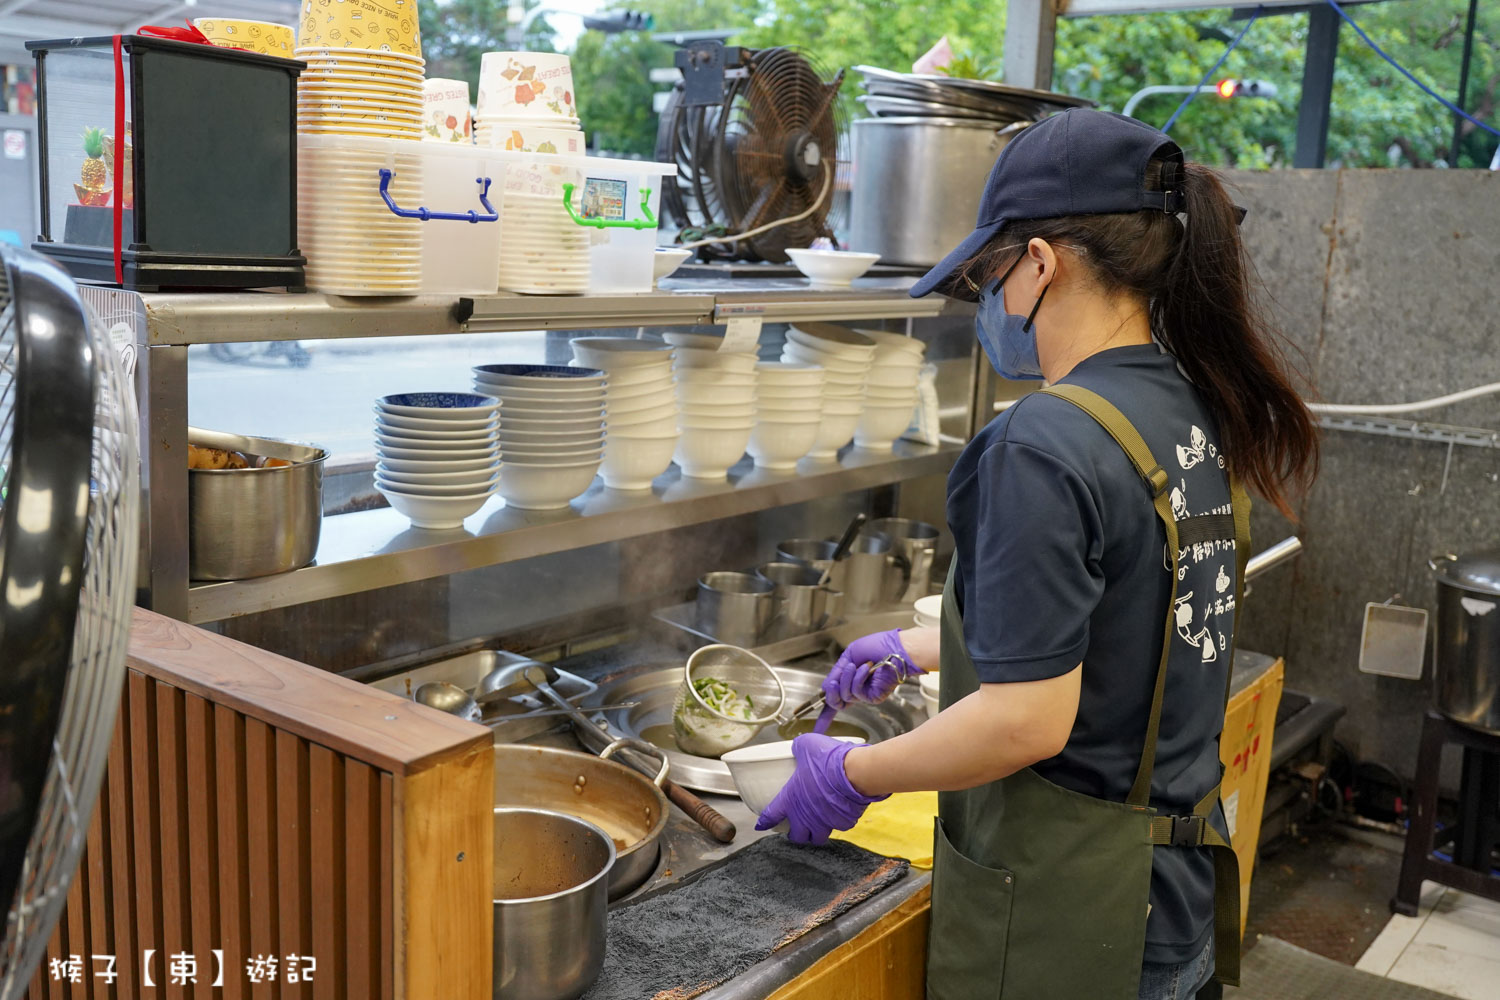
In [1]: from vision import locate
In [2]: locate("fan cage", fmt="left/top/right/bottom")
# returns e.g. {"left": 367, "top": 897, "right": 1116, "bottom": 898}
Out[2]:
{"left": 0, "top": 251, "right": 140, "bottom": 1000}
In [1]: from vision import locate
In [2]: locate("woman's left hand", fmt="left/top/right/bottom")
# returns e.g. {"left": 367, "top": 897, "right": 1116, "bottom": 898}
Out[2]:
{"left": 755, "top": 734, "right": 886, "bottom": 844}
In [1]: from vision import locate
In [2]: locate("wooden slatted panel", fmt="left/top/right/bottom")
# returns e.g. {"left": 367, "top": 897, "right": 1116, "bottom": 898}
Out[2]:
{"left": 106, "top": 676, "right": 138, "bottom": 998}
{"left": 308, "top": 746, "right": 344, "bottom": 1000}
{"left": 84, "top": 769, "right": 111, "bottom": 1000}
{"left": 380, "top": 773, "right": 395, "bottom": 1000}
{"left": 243, "top": 719, "right": 280, "bottom": 1000}
{"left": 275, "top": 731, "right": 310, "bottom": 999}
{"left": 155, "top": 682, "right": 191, "bottom": 1000}
{"left": 183, "top": 693, "right": 220, "bottom": 1000}
{"left": 341, "top": 761, "right": 378, "bottom": 1000}
{"left": 127, "top": 672, "right": 163, "bottom": 994}
{"left": 214, "top": 704, "right": 249, "bottom": 1000}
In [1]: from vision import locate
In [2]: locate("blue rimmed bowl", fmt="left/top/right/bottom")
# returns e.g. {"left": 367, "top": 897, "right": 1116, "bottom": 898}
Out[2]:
{"left": 378, "top": 392, "right": 500, "bottom": 420}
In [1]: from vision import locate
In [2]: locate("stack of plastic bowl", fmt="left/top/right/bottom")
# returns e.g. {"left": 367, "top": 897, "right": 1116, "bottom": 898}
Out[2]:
{"left": 473, "top": 52, "right": 590, "bottom": 295}
{"left": 570, "top": 338, "right": 680, "bottom": 491}
{"left": 914, "top": 594, "right": 942, "bottom": 628}
{"left": 746, "top": 362, "right": 825, "bottom": 470}
{"left": 374, "top": 392, "right": 500, "bottom": 529}
{"left": 667, "top": 337, "right": 759, "bottom": 480}
{"left": 294, "top": 3, "right": 424, "bottom": 139}
{"left": 782, "top": 326, "right": 876, "bottom": 457}
{"left": 853, "top": 330, "right": 927, "bottom": 451}
{"left": 472, "top": 364, "right": 606, "bottom": 509}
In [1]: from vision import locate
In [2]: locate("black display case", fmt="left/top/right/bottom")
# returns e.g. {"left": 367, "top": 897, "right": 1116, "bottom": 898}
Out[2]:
{"left": 27, "top": 34, "right": 306, "bottom": 291}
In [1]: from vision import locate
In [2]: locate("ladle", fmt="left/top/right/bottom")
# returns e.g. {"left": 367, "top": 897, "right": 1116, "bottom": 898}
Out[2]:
{"left": 414, "top": 681, "right": 479, "bottom": 721}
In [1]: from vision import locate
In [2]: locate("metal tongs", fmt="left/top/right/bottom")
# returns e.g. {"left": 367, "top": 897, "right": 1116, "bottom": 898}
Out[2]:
{"left": 777, "top": 652, "right": 914, "bottom": 738}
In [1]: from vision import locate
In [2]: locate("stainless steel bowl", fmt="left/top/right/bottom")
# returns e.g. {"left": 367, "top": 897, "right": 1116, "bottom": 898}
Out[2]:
{"left": 188, "top": 428, "right": 326, "bottom": 581}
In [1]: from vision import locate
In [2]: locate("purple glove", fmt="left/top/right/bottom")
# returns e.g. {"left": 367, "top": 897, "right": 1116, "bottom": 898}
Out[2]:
{"left": 822, "top": 629, "right": 922, "bottom": 712}
{"left": 755, "top": 734, "right": 887, "bottom": 844}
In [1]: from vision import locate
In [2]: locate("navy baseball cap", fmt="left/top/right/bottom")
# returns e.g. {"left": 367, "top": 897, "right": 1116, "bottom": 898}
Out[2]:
{"left": 910, "top": 109, "right": 1186, "bottom": 298}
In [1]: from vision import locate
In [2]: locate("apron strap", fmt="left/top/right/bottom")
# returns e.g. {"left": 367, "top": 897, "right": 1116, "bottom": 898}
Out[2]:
{"left": 1035, "top": 384, "right": 1179, "bottom": 808}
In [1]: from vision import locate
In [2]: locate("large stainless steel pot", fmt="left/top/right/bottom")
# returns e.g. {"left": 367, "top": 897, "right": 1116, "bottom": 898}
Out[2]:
{"left": 849, "top": 118, "right": 1028, "bottom": 266}
{"left": 1430, "top": 551, "right": 1500, "bottom": 734}
{"left": 188, "top": 428, "right": 325, "bottom": 580}
{"left": 491, "top": 742, "right": 669, "bottom": 900}
{"left": 493, "top": 807, "right": 615, "bottom": 1000}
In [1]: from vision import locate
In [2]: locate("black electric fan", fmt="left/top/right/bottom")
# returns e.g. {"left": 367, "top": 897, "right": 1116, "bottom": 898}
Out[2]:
{"left": 656, "top": 45, "right": 846, "bottom": 262}
{"left": 0, "top": 245, "right": 140, "bottom": 998}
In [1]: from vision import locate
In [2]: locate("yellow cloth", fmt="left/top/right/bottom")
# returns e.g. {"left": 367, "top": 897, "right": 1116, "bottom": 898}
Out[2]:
{"left": 832, "top": 791, "right": 939, "bottom": 869}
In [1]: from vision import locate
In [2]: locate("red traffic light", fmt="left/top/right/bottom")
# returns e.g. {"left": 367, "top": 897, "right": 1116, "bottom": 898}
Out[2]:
{"left": 1217, "top": 78, "right": 1237, "bottom": 98}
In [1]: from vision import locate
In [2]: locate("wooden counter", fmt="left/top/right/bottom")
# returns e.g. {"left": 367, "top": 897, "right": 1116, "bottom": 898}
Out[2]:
{"left": 768, "top": 883, "right": 931, "bottom": 1000}
{"left": 25, "top": 608, "right": 494, "bottom": 1000}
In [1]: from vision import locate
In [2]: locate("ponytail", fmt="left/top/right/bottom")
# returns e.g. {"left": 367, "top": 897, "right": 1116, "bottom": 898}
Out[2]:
{"left": 948, "top": 159, "right": 1319, "bottom": 519}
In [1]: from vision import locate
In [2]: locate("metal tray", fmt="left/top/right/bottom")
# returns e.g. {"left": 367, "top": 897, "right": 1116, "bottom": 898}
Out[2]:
{"left": 368, "top": 648, "right": 597, "bottom": 743}
{"left": 576, "top": 663, "right": 924, "bottom": 795}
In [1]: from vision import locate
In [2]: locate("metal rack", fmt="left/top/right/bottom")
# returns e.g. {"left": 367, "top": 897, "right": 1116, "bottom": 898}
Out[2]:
{"left": 92, "top": 280, "right": 972, "bottom": 623}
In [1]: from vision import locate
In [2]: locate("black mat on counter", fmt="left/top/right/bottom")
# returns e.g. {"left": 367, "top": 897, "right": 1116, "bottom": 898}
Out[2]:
{"left": 1226, "top": 938, "right": 1460, "bottom": 1000}
{"left": 582, "top": 836, "right": 909, "bottom": 1000}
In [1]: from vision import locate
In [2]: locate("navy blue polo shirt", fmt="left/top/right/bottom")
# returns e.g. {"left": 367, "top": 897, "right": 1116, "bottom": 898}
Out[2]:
{"left": 946, "top": 343, "right": 1238, "bottom": 965}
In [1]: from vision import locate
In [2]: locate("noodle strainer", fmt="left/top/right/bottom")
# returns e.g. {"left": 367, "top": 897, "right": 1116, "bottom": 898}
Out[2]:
{"left": 671, "top": 644, "right": 788, "bottom": 758}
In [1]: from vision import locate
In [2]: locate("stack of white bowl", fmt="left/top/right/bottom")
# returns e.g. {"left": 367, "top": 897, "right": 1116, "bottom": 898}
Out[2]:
{"left": 666, "top": 335, "right": 759, "bottom": 480}
{"left": 781, "top": 326, "right": 875, "bottom": 458}
{"left": 746, "top": 362, "right": 826, "bottom": 470}
{"left": 914, "top": 594, "right": 942, "bottom": 628}
{"left": 853, "top": 330, "right": 927, "bottom": 451}
{"left": 473, "top": 364, "right": 605, "bottom": 509}
{"left": 473, "top": 52, "right": 590, "bottom": 295}
{"left": 374, "top": 392, "right": 500, "bottom": 529}
{"left": 570, "top": 338, "right": 680, "bottom": 491}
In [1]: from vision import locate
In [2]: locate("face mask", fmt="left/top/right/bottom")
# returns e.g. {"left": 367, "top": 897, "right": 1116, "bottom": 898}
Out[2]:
{"left": 975, "top": 257, "right": 1051, "bottom": 381}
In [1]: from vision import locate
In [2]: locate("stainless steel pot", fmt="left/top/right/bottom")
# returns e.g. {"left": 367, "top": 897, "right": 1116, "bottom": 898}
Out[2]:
{"left": 1430, "top": 551, "right": 1500, "bottom": 734}
{"left": 492, "top": 807, "right": 615, "bottom": 1000}
{"left": 491, "top": 742, "right": 669, "bottom": 900}
{"left": 696, "top": 571, "right": 777, "bottom": 645}
{"left": 188, "top": 428, "right": 325, "bottom": 580}
{"left": 849, "top": 118, "right": 1028, "bottom": 266}
{"left": 756, "top": 561, "right": 840, "bottom": 629}
{"left": 867, "top": 517, "right": 939, "bottom": 604}
{"left": 841, "top": 531, "right": 911, "bottom": 613}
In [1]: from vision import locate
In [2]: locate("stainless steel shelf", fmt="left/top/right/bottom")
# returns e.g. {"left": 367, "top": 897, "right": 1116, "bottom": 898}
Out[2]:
{"left": 131, "top": 278, "right": 945, "bottom": 346}
{"left": 185, "top": 441, "right": 961, "bottom": 625}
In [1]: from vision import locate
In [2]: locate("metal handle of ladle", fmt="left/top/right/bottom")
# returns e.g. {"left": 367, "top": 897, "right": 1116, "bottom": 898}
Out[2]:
{"left": 1245, "top": 536, "right": 1302, "bottom": 582}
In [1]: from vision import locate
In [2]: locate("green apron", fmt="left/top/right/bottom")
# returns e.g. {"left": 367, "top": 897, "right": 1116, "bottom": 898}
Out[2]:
{"left": 926, "top": 384, "right": 1252, "bottom": 1000}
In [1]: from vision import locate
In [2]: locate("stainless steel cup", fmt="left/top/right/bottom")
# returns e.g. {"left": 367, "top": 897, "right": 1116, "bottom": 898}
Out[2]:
{"left": 868, "top": 517, "right": 940, "bottom": 604}
{"left": 775, "top": 538, "right": 844, "bottom": 590}
{"left": 696, "top": 571, "right": 778, "bottom": 645}
{"left": 492, "top": 807, "right": 616, "bottom": 1000}
{"left": 842, "top": 531, "right": 912, "bottom": 613}
{"left": 757, "top": 561, "right": 841, "bottom": 630}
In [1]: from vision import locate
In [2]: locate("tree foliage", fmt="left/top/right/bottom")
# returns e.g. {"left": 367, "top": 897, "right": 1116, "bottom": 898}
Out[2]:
{"left": 421, "top": 0, "right": 1499, "bottom": 169}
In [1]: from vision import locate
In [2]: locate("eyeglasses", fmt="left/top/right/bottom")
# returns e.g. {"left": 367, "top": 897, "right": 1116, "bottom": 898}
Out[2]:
{"left": 956, "top": 242, "right": 1085, "bottom": 297}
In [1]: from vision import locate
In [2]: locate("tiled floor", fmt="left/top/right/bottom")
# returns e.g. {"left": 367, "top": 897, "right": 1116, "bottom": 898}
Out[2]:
{"left": 1356, "top": 880, "right": 1500, "bottom": 1000}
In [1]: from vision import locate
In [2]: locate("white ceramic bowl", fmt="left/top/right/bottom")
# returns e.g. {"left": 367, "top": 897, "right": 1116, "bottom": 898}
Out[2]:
{"left": 378, "top": 487, "right": 493, "bottom": 530}
{"left": 782, "top": 342, "right": 871, "bottom": 374}
{"left": 720, "top": 737, "right": 865, "bottom": 816}
{"left": 674, "top": 425, "right": 753, "bottom": 479}
{"left": 914, "top": 595, "right": 943, "bottom": 626}
{"left": 747, "top": 418, "right": 819, "bottom": 471}
{"left": 609, "top": 417, "right": 680, "bottom": 438}
{"left": 476, "top": 384, "right": 608, "bottom": 406}
{"left": 600, "top": 432, "right": 679, "bottom": 490}
{"left": 855, "top": 329, "right": 927, "bottom": 357}
{"left": 785, "top": 248, "right": 880, "bottom": 287}
{"left": 758, "top": 402, "right": 824, "bottom": 422}
{"left": 756, "top": 382, "right": 823, "bottom": 399}
{"left": 807, "top": 410, "right": 861, "bottom": 459}
{"left": 608, "top": 379, "right": 676, "bottom": 404}
{"left": 376, "top": 464, "right": 501, "bottom": 488}
{"left": 375, "top": 409, "right": 498, "bottom": 433}
{"left": 653, "top": 248, "right": 692, "bottom": 283}
{"left": 474, "top": 364, "right": 606, "bottom": 388}
{"left": 673, "top": 348, "right": 758, "bottom": 373}
{"left": 661, "top": 331, "right": 726, "bottom": 350}
{"left": 571, "top": 337, "right": 674, "bottom": 369}
{"left": 375, "top": 421, "right": 498, "bottom": 443}
{"left": 496, "top": 444, "right": 605, "bottom": 465}
{"left": 499, "top": 432, "right": 607, "bottom": 452}
{"left": 787, "top": 324, "right": 877, "bottom": 356}
{"left": 497, "top": 459, "right": 600, "bottom": 510}
{"left": 377, "top": 392, "right": 499, "bottom": 420}
{"left": 674, "top": 382, "right": 757, "bottom": 406}
{"left": 609, "top": 400, "right": 679, "bottom": 425}
{"left": 501, "top": 411, "right": 605, "bottom": 431}
{"left": 378, "top": 455, "right": 499, "bottom": 475}
{"left": 866, "top": 368, "right": 921, "bottom": 390}
{"left": 853, "top": 403, "right": 914, "bottom": 451}
{"left": 678, "top": 408, "right": 756, "bottom": 428}
{"left": 755, "top": 361, "right": 826, "bottom": 383}
{"left": 376, "top": 431, "right": 499, "bottom": 452}
{"left": 378, "top": 442, "right": 498, "bottom": 462}
{"left": 671, "top": 368, "right": 758, "bottom": 388}
{"left": 376, "top": 472, "right": 500, "bottom": 496}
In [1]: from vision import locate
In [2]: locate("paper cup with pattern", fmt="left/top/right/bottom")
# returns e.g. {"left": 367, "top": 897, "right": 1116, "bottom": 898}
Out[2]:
{"left": 194, "top": 18, "right": 295, "bottom": 55}
{"left": 297, "top": 0, "right": 423, "bottom": 57}
{"left": 422, "top": 78, "right": 472, "bottom": 143}
{"left": 477, "top": 51, "right": 578, "bottom": 122}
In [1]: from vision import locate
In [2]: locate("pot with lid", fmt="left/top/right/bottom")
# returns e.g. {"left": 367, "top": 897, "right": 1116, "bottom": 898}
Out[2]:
{"left": 1429, "top": 550, "right": 1500, "bottom": 734}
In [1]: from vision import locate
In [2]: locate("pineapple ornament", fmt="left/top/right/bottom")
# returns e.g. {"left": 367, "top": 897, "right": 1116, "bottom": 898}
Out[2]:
{"left": 75, "top": 126, "right": 111, "bottom": 207}
{"left": 103, "top": 126, "right": 134, "bottom": 209}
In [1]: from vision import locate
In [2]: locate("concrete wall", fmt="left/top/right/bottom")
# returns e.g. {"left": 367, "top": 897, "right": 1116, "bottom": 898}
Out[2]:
{"left": 1225, "top": 169, "right": 1500, "bottom": 776}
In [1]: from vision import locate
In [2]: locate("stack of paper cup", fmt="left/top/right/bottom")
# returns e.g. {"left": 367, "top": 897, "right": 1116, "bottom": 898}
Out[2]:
{"left": 422, "top": 78, "right": 472, "bottom": 142}
{"left": 298, "top": 134, "right": 425, "bottom": 294}
{"left": 475, "top": 51, "right": 591, "bottom": 295}
{"left": 295, "top": 0, "right": 424, "bottom": 139}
